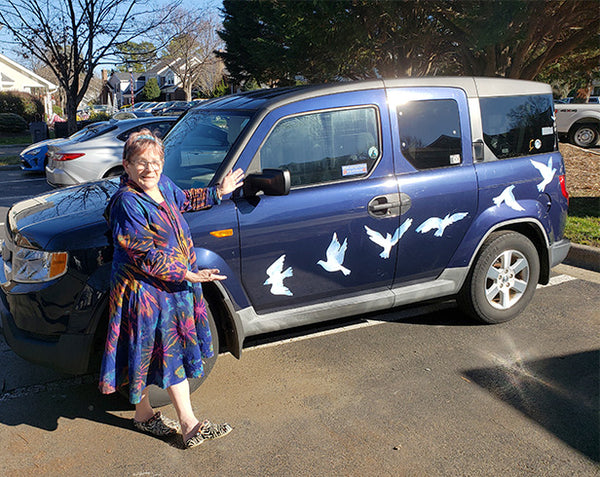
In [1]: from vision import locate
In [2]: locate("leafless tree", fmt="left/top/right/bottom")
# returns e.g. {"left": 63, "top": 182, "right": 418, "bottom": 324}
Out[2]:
{"left": 160, "top": 8, "right": 224, "bottom": 100}
{"left": 0, "top": 0, "right": 180, "bottom": 133}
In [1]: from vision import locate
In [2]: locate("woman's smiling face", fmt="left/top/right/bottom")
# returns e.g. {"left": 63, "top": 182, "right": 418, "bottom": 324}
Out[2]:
{"left": 123, "top": 147, "right": 164, "bottom": 193}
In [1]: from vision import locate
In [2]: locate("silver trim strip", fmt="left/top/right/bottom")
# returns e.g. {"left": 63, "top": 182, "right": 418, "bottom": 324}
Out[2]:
{"left": 238, "top": 267, "right": 469, "bottom": 337}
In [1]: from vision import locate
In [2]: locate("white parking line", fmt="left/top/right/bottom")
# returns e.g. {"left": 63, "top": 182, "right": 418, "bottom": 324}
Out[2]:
{"left": 536, "top": 274, "right": 577, "bottom": 288}
{"left": 0, "top": 178, "right": 47, "bottom": 184}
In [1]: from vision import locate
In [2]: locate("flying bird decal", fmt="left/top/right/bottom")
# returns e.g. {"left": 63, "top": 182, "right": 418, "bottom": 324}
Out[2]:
{"left": 317, "top": 232, "right": 351, "bottom": 276}
{"left": 416, "top": 213, "right": 468, "bottom": 237}
{"left": 364, "top": 218, "right": 413, "bottom": 258}
{"left": 492, "top": 185, "right": 525, "bottom": 211}
{"left": 530, "top": 157, "right": 556, "bottom": 192}
{"left": 264, "top": 254, "right": 293, "bottom": 296}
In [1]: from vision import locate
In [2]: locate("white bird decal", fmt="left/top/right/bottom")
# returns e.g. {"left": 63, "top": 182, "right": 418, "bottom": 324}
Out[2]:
{"left": 493, "top": 185, "right": 525, "bottom": 211}
{"left": 317, "top": 232, "right": 351, "bottom": 276}
{"left": 264, "top": 254, "right": 293, "bottom": 296}
{"left": 416, "top": 213, "right": 468, "bottom": 237}
{"left": 530, "top": 157, "right": 556, "bottom": 192}
{"left": 364, "top": 218, "right": 413, "bottom": 258}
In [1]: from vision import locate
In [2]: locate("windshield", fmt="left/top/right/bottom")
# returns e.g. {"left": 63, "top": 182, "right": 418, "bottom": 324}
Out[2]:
{"left": 70, "top": 121, "right": 116, "bottom": 142}
{"left": 163, "top": 109, "right": 253, "bottom": 188}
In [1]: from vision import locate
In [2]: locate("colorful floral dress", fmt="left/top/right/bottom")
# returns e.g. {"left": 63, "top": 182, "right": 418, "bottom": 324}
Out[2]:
{"left": 98, "top": 174, "right": 220, "bottom": 404}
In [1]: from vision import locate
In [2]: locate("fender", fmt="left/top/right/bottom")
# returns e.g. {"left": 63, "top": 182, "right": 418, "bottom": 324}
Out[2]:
{"left": 194, "top": 247, "right": 250, "bottom": 358}
{"left": 448, "top": 199, "right": 550, "bottom": 281}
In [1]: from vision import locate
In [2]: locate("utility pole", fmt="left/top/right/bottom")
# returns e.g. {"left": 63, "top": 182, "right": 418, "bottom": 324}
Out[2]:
{"left": 129, "top": 66, "right": 135, "bottom": 108}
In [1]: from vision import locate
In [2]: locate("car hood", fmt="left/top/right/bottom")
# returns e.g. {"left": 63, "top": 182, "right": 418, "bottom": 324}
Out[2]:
{"left": 21, "top": 138, "right": 63, "bottom": 154}
{"left": 8, "top": 179, "right": 119, "bottom": 250}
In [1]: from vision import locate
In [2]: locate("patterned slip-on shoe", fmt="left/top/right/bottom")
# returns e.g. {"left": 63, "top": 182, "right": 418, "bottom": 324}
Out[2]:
{"left": 132, "top": 411, "right": 180, "bottom": 437}
{"left": 199, "top": 419, "right": 233, "bottom": 440}
{"left": 185, "top": 431, "right": 205, "bottom": 449}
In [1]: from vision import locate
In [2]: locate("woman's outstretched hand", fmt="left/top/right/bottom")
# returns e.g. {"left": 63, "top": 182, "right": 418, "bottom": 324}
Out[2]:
{"left": 185, "top": 269, "right": 227, "bottom": 283}
{"left": 217, "top": 168, "right": 245, "bottom": 197}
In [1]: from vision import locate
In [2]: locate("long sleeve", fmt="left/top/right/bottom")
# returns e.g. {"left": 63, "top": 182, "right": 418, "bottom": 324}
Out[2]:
{"left": 110, "top": 194, "right": 188, "bottom": 282}
{"left": 178, "top": 186, "right": 221, "bottom": 213}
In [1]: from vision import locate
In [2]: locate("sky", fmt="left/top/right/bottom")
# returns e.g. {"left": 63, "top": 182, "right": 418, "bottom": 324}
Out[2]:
{"left": 0, "top": 0, "right": 223, "bottom": 72}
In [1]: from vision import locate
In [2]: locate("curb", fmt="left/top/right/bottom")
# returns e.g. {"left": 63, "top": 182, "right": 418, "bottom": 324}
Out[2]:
{"left": 564, "top": 243, "right": 600, "bottom": 273}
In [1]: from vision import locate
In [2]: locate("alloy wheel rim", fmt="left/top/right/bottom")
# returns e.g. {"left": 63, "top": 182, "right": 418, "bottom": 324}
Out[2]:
{"left": 485, "top": 249, "right": 530, "bottom": 310}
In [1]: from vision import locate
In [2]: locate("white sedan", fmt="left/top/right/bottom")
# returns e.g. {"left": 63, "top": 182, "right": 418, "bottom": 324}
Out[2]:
{"left": 46, "top": 117, "right": 176, "bottom": 187}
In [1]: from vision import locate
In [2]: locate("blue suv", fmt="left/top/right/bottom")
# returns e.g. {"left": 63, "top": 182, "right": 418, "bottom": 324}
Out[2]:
{"left": 0, "top": 78, "right": 570, "bottom": 404}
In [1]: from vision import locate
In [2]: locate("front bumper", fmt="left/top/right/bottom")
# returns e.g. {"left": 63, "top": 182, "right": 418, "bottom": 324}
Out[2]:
{"left": 0, "top": 292, "right": 94, "bottom": 375}
{"left": 550, "top": 238, "right": 571, "bottom": 268}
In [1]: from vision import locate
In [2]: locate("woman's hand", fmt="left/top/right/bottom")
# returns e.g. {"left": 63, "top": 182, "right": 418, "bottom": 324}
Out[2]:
{"left": 185, "top": 269, "right": 227, "bottom": 283}
{"left": 217, "top": 168, "right": 245, "bottom": 198}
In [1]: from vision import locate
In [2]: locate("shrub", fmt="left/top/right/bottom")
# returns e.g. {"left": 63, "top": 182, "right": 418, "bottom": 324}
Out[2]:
{"left": 88, "top": 111, "right": 112, "bottom": 123}
{"left": 0, "top": 91, "right": 44, "bottom": 123}
{"left": 0, "top": 113, "right": 29, "bottom": 132}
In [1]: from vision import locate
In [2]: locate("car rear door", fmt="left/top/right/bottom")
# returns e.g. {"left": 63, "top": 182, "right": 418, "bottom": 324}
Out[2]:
{"left": 235, "top": 90, "right": 401, "bottom": 314}
{"left": 386, "top": 87, "right": 478, "bottom": 284}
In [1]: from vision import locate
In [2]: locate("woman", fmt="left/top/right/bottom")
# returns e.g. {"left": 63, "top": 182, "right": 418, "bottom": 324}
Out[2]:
{"left": 99, "top": 128, "right": 244, "bottom": 448}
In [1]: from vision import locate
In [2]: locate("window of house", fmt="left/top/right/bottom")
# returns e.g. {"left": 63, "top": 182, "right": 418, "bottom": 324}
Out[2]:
{"left": 397, "top": 99, "right": 462, "bottom": 170}
{"left": 480, "top": 94, "right": 556, "bottom": 159}
{"left": 257, "top": 107, "right": 381, "bottom": 187}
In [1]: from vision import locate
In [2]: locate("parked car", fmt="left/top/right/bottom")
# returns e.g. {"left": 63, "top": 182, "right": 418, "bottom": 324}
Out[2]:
{"left": 0, "top": 78, "right": 570, "bottom": 406}
{"left": 555, "top": 101, "right": 600, "bottom": 148}
{"left": 151, "top": 101, "right": 177, "bottom": 115}
{"left": 20, "top": 122, "right": 110, "bottom": 172}
{"left": 161, "top": 101, "right": 195, "bottom": 116}
{"left": 45, "top": 117, "right": 176, "bottom": 186}
{"left": 112, "top": 110, "right": 154, "bottom": 120}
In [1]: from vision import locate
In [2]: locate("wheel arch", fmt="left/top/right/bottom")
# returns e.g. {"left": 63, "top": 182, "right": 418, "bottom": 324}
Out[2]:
{"left": 467, "top": 219, "right": 551, "bottom": 285}
{"left": 202, "top": 281, "right": 244, "bottom": 359}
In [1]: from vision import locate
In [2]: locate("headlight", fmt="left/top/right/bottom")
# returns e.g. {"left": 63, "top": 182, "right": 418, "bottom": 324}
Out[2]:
{"left": 11, "top": 247, "right": 68, "bottom": 282}
{"left": 27, "top": 147, "right": 43, "bottom": 156}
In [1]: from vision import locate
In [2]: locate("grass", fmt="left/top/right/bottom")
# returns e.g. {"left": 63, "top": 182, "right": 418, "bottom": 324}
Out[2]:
{"left": 0, "top": 154, "right": 20, "bottom": 166}
{"left": 565, "top": 197, "right": 600, "bottom": 248}
{"left": 0, "top": 133, "right": 31, "bottom": 145}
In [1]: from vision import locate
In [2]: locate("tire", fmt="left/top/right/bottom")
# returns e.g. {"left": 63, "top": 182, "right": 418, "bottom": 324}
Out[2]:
{"left": 120, "top": 301, "right": 219, "bottom": 408}
{"left": 103, "top": 166, "right": 124, "bottom": 178}
{"left": 458, "top": 231, "right": 540, "bottom": 324}
{"left": 569, "top": 123, "right": 599, "bottom": 148}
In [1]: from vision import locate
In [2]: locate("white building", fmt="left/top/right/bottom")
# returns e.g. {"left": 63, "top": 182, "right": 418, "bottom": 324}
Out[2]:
{"left": 0, "top": 53, "right": 57, "bottom": 119}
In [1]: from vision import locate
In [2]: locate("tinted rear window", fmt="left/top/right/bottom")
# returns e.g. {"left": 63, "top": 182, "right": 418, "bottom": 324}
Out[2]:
{"left": 480, "top": 94, "right": 556, "bottom": 159}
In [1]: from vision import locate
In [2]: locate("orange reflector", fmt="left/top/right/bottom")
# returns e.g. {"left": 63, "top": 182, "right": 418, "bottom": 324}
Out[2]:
{"left": 49, "top": 252, "right": 68, "bottom": 278}
{"left": 210, "top": 229, "right": 234, "bottom": 238}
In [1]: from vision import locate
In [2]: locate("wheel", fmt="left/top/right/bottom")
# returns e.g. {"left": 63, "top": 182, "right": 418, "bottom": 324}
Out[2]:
{"left": 569, "top": 123, "right": 599, "bottom": 148}
{"left": 120, "top": 301, "right": 219, "bottom": 407}
{"left": 458, "top": 231, "right": 540, "bottom": 324}
{"left": 103, "top": 166, "right": 124, "bottom": 178}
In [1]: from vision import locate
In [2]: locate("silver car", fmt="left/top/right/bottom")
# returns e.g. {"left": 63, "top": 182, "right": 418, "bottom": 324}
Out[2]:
{"left": 46, "top": 117, "right": 176, "bottom": 186}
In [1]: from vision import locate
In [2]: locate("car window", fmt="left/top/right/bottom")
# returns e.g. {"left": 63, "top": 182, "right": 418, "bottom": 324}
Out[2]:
{"left": 117, "top": 121, "right": 173, "bottom": 142}
{"left": 480, "top": 94, "right": 556, "bottom": 159}
{"left": 257, "top": 107, "right": 381, "bottom": 187}
{"left": 397, "top": 99, "right": 462, "bottom": 170}
{"left": 163, "top": 110, "right": 252, "bottom": 188}
{"left": 72, "top": 122, "right": 117, "bottom": 142}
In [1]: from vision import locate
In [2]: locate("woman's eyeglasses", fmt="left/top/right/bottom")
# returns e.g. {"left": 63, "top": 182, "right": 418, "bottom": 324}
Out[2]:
{"left": 132, "top": 160, "right": 163, "bottom": 171}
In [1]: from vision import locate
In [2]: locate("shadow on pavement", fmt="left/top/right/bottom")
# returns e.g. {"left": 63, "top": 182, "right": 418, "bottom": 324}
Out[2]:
{"left": 463, "top": 349, "right": 599, "bottom": 462}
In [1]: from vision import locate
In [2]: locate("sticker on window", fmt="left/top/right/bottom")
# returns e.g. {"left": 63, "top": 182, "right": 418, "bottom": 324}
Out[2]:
{"left": 368, "top": 146, "right": 379, "bottom": 159}
{"left": 342, "top": 163, "right": 368, "bottom": 176}
{"left": 449, "top": 154, "right": 461, "bottom": 165}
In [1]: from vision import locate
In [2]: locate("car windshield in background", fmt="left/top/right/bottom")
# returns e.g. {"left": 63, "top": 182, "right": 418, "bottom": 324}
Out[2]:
{"left": 163, "top": 110, "right": 253, "bottom": 188}
{"left": 72, "top": 122, "right": 117, "bottom": 142}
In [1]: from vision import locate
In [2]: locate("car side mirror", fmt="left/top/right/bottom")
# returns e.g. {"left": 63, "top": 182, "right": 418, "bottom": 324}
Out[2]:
{"left": 243, "top": 168, "right": 291, "bottom": 197}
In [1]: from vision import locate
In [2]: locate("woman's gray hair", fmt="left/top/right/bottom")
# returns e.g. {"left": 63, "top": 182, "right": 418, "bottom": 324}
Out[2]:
{"left": 123, "top": 128, "right": 164, "bottom": 163}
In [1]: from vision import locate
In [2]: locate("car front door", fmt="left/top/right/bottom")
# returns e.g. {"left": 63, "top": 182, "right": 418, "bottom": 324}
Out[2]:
{"left": 235, "top": 90, "right": 401, "bottom": 314}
